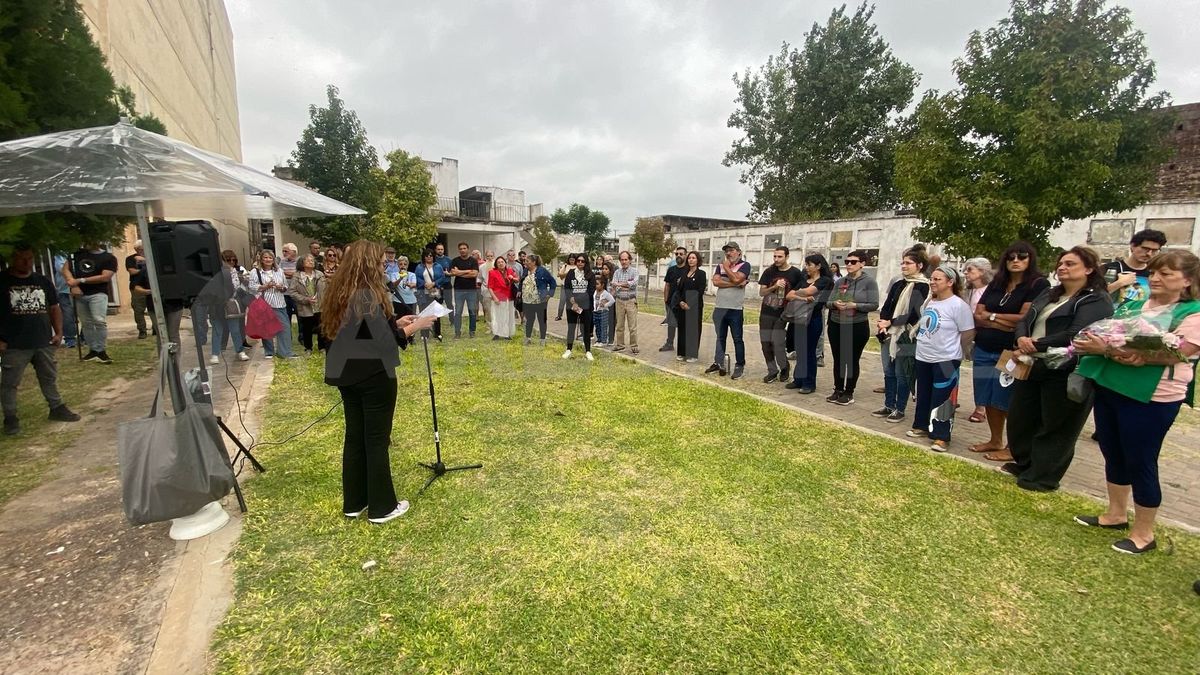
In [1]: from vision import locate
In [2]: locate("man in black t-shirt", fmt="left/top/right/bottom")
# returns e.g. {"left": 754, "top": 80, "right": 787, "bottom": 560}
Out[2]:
{"left": 447, "top": 242, "right": 480, "bottom": 337}
{"left": 757, "top": 246, "right": 805, "bottom": 382}
{"left": 64, "top": 244, "right": 118, "bottom": 363}
{"left": 125, "top": 240, "right": 154, "bottom": 339}
{"left": 1, "top": 245, "right": 81, "bottom": 435}
{"left": 1102, "top": 228, "right": 1166, "bottom": 307}
{"left": 658, "top": 246, "right": 687, "bottom": 352}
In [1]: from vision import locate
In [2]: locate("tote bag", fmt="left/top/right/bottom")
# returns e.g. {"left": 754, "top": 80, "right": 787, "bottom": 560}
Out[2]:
{"left": 117, "top": 347, "right": 236, "bottom": 525}
{"left": 245, "top": 296, "right": 283, "bottom": 340}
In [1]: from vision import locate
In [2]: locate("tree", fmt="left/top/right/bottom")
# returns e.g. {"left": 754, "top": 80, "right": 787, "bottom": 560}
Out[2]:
{"left": 529, "top": 215, "right": 560, "bottom": 264}
{"left": 0, "top": 0, "right": 167, "bottom": 252}
{"left": 549, "top": 203, "right": 611, "bottom": 252}
{"left": 629, "top": 217, "right": 675, "bottom": 302}
{"left": 368, "top": 149, "right": 438, "bottom": 258}
{"left": 724, "top": 3, "right": 918, "bottom": 222}
{"left": 895, "top": 0, "right": 1173, "bottom": 259}
{"left": 288, "top": 85, "right": 379, "bottom": 244}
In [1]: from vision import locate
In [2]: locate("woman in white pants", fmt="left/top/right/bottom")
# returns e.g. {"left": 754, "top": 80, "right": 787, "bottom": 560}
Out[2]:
{"left": 487, "top": 256, "right": 518, "bottom": 339}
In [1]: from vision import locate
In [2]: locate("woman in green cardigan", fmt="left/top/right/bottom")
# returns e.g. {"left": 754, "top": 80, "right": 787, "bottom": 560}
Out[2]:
{"left": 1073, "top": 250, "right": 1200, "bottom": 555}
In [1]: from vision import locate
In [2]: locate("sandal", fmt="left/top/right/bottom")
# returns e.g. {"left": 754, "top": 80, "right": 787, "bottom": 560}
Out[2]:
{"left": 968, "top": 443, "right": 1003, "bottom": 453}
{"left": 968, "top": 410, "right": 986, "bottom": 423}
{"left": 983, "top": 450, "right": 1014, "bottom": 462}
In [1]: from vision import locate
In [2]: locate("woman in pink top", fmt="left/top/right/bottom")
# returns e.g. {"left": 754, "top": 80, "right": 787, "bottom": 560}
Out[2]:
{"left": 487, "top": 256, "right": 518, "bottom": 339}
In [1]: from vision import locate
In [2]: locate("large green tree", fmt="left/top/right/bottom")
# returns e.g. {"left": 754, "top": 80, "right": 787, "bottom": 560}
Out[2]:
{"left": 529, "top": 215, "right": 561, "bottom": 265}
{"left": 0, "top": 0, "right": 167, "bottom": 252}
{"left": 724, "top": 3, "right": 918, "bottom": 222}
{"left": 895, "top": 0, "right": 1173, "bottom": 258}
{"left": 369, "top": 149, "right": 438, "bottom": 258}
{"left": 629, "top": 217, "right": 676, "bottom": 302}
{"left": 550, "top": 203, "right": 610, "bottom": 252}
{"left": 288, "top": 85, "right": 379, "bottom": 244}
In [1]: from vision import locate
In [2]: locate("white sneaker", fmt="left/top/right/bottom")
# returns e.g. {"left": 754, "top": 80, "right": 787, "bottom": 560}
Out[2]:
{"left": 237, "top": 352, "right": 250, "bottom": 362}
{"left": 368, "top": 500, "right": 410, "bottom": 524}
{"left": 209, "top": 355, "right": 219, "bottom": 365}
{"left": 585, "top": 351, "right": 595, "bottom": 361}
{"left": 562, "top": 349, "right": 573, "bottom": 359}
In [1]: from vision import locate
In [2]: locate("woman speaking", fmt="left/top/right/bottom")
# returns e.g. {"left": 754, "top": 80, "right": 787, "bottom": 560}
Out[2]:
{"left": 321, "top": 241, "right": 435, "bottom": 524}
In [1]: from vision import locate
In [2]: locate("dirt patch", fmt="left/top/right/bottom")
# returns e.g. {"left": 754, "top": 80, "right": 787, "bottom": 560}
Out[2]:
{"left": 0, "top": 374, "right": 177, "bottom": 673}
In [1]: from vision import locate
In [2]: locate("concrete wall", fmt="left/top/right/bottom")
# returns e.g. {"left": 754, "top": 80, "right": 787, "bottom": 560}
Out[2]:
{"left": 424, "top": 157, "right": 460, "bottom": 202}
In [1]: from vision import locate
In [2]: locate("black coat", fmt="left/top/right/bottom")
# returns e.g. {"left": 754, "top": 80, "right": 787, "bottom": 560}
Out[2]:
{"left": 1016, "top": 286, "right": 1114, "bottom": 371}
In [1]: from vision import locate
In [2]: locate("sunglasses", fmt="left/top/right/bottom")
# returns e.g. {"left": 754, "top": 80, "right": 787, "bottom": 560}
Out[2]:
{"left": 1007, "top": 252, "right": 1030, "bottom": 261}
{"left": 845, "top": 259, "right": 862, "bottom": 265}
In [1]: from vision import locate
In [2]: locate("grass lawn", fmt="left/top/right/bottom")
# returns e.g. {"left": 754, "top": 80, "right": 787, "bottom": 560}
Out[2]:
{"left": 0, "top": 337, "right": 157, "bottom": 505}
{"left": 213, "top": 338, "right": 1199, "bottom": 673}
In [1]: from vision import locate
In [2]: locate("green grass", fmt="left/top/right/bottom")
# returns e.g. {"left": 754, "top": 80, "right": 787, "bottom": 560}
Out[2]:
{"left": 213, "top": 339, "right": 1200, "bottom": 673}
{"left": 0, "top": 337, "right": 157, "bottom": 505}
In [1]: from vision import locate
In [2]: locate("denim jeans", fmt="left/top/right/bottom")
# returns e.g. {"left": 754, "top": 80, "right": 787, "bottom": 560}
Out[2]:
{"left": 452, "top": 289, "right": 478, "bottom": 336}
{"left": 881, "top": 339, "right": 912, "bottom": 413}
{"left": 58, "top": 292, "right": 77, "bottom": 345}
{"left": 211, "top": 317, "right": 245, "bottom": 357}
{"left": 593, "top": 308, "right": 609, "bottom": 343}
{"left": 792, "top": 318, "right": 823, "bottom": 389}
{"left": 263, "top": 307, "right": 294, "bottom": 356}
{"left": 713, "top": 308, "right": 745, "bottom": 367}
{"left": 76, "top": 293, "right": 108, "bottom": 352}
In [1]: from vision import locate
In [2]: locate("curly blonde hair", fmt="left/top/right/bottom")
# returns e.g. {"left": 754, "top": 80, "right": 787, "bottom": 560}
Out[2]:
{"left": 319, "top": 240, "right": 394, "bottom": 340}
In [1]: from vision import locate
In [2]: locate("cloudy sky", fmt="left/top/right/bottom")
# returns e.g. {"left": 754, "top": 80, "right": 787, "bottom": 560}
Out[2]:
{"left": 227, "top": 0, "right": 1200, "bottom": 233}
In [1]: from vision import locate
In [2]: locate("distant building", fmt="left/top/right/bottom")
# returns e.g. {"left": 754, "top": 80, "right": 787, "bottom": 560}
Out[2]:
{"left": 598, "top": 237, "right": 620, "bottom": 256}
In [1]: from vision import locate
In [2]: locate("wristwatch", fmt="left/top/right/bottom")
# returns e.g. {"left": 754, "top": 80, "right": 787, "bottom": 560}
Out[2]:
{"left": 989, "top": 313, "right": 996, "bottom": 322}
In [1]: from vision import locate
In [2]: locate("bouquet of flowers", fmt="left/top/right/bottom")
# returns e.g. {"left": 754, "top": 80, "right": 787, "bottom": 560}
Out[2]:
{"left": 1041, "top": 315, "right": 1186, "bottom": 368}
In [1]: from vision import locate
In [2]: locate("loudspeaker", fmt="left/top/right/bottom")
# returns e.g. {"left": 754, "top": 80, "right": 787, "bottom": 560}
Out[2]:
{"left": 147, "top": 220, "right": 223, "bottom": 305}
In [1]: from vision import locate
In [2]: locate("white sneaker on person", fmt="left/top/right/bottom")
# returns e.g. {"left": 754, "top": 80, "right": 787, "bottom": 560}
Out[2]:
{"left": 562, "top": 349, "right": 573, "bottom": 359}
{"left": 209, "top": 355, "right": 219, "bottom": 365}
{"left": 368, "top": 500, "right": 410, "bottom": 524}
{"left": 237, "top": 352, "right": 250, "bottom": 362}
{"left": 585, "top": 351, "right": 595, "bottom": 361}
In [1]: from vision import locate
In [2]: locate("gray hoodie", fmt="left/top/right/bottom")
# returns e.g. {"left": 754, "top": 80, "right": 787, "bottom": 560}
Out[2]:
{"left": 828, "top": 272, "right": 881, "bottom": 324}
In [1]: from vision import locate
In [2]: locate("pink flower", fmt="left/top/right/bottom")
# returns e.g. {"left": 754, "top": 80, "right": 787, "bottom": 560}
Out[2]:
{"left": 1163, "top": 332, "right": 1182, "bottom": 349}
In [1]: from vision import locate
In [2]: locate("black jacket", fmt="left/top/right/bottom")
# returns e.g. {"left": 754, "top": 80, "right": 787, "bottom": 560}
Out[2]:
{"left": 1016, "top": 286, "right": 1113, "bottom": 371}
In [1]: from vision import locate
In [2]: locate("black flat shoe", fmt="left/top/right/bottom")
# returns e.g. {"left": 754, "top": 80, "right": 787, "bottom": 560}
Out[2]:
{"left": 1073, "top": 515, "right": 1129, "bottom": 530}
{"left": 1111, "top": 538, "right": 1155, "bottom": 555}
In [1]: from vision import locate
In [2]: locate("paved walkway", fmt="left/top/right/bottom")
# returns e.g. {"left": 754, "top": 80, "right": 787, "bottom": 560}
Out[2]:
{"left": 546, "top": 308, "right": 1200, "bottom": 531}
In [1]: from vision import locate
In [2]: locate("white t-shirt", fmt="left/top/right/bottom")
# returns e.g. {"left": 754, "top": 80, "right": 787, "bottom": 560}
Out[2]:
{"left": 915, "top": 295, "right": 974, "bottom": 363}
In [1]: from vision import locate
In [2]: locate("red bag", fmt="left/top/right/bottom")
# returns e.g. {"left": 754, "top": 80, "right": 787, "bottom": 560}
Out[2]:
{"left": 245, "top": 296, "right": 283, "bottom": 340}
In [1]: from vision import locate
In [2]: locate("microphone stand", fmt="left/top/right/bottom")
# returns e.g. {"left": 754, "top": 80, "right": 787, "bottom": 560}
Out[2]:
{"left": 417, "top": 332, "right": 481, "bottom": 492}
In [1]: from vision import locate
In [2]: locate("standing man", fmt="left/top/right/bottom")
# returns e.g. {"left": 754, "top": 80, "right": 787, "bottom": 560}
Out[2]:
{"left": 658, "top": 246, "right": 687, "bottom": 352}
{"left": 309, "top": 241, "right": 323, "bottom": 259}
{"left": 758, "top": 246, "right": 805, "bottom": 383}
{"left": 448, "top": 242, "right": 480, "bottom": 338}
{"left": 434, "top": 242, "right": 453, "bottom": 311}
{"left": 280, "top": 243, "right": 299, "bottom": 328}
{"left": 2, "top": 245, "right": 81, "bottom": 435}
{"left": 125, "top": 240, "right": 152, "bottom": 339}
{"left": 51, "top": 252, "right": 77, "bottom": 349}
{"left": 478, "top": 250, "right": 495, "bottom": 324}
{"left": 610, "top": 251, "right": 639, "bottom": 354}
{"left": 1103, "top": 228, "right": 1166, "bottom": 307}
{"left": 62, "top": 242, "right": 117, "bottom": 364}
{"left": 509, "top": 250, "right": 526, "bottom": 322}
{"left": 383, "top": 247, "right": 403, "bottom": 314}
{"left": 706, "top": 242, "right": 751, "bottom": 379}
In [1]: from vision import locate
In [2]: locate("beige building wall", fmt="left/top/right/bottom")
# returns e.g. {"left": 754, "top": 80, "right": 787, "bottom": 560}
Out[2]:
{"left": 75, "top": 0, "right": 247, "bottom": 312}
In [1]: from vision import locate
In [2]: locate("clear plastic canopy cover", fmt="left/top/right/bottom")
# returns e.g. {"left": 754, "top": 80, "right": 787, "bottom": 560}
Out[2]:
{"left": 0, "top": 122, "right": 366, "bottom": 220}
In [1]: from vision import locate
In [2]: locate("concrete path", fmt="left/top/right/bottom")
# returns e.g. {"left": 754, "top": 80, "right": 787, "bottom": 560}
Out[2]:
{"left": 546, "top": 307, "right": 1200, "bottom": 531}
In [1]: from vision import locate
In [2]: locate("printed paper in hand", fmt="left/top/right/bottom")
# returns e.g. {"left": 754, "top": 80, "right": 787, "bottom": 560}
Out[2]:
{"left": 418, "top": 301, "right": 451, "bottom": 319}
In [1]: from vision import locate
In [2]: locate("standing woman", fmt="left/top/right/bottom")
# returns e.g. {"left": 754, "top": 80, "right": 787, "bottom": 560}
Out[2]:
{"left": 1002, "top": 247, "right": 1113, "bottom": 492}
{"left": 970, "top": 242, "right": 1049, "bottom": 460}
{"left": 521, "top": 254, "right": 557, "bottom": 346}
{"left": 873, "top": 248, "right": 931, "bottom": 423}
{"left": 830, "top": 263, "right": 843, "bottom": 284}
{"left": 908, "top": 266, "right": 975, "bottom": 452}
{"left": 673, "top": 251, "right": 707, "bottom": 363}
{"left": 289, "top": 255, "right": 324, "bottom": 354}
{"left": 414, "top": 250, "right": 446, "bottom": 341}
{"left": 210, "top": 250, "right": 250, "bottom": 363}
{"left": 786, "top": 253, "right": 834, "bottom": 394}
{"left": 248, "top": 249, "right": 296, "bottom": 358}
{"left": 961, "top": 257, "right": 994, "bottom": 424}
{"left": 320, "top": 240, "right": 435, "bottom": 524}
{"left": 1072, "top": 250, "right": 1200, "bottom": 554}
{"left": 487, "top": 255, "right": 518, "bottom": 340}
{"left": 827, "top": 250, "right": 880, "bottom": 405}
{"left": 556, "top": 254, "right": 577, "bottom": 321}
{"left": 562, "top": 254, "right": 596, "bottom": 360}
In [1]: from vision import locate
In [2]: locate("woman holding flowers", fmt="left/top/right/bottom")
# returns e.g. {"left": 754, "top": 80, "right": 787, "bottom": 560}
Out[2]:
{"left": 1072, "top": 250, "right": 1200, "bottom": 555}
{"left": 1002, "top": 247, "right": 1112, "bottom": 493}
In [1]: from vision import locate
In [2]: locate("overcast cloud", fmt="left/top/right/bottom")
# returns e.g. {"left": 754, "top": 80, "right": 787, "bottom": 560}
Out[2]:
{"left": 227, "top": 0, "right": 1200, "bottom": 233}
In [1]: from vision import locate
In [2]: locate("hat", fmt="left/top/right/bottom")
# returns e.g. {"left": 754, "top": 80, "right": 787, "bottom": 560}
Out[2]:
{"left": 722, "top": 241, "right": 741, "bottom": 252}
{"left": 384, "top": 246, "right": 396, "bottom": 253}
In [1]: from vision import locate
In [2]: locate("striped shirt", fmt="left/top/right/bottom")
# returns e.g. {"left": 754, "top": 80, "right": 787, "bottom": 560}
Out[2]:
{"left": 611, "top": 265, "right": 638, "bottom": 301}
{"left": 250, "top": 268, "right": 288, "bottom": 308}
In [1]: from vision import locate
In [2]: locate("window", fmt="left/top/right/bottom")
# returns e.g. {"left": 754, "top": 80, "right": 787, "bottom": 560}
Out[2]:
{"left": 765, "top": 233, "right": 783, "bottom": 249}
{"left": 699, "top": 238, "right": 711, "bottom": 253}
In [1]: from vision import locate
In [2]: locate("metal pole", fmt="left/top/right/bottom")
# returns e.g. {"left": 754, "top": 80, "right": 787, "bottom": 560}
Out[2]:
{"left": 136, "top": 202, "right": 172, "bottom": 346}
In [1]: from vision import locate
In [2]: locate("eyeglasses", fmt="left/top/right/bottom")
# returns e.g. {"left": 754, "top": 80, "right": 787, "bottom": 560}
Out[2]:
{"left": 1007, "top": 252, "right": 1030, "bottom": 261}
{"left": 1136, "top": 245, "right": 1161, "bottom": 254}
{"left": 845, "top": 259, "right": 862, "bottom": 265}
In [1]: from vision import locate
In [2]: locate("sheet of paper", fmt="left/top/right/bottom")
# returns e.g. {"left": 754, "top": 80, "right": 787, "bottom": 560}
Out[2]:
{"left": 417, "top": 301, "right": 451, "bottom": 319}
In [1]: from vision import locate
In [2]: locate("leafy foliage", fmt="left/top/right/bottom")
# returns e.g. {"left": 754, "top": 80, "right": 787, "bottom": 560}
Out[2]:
{"left": 0, "top": 0, "right": 167, "bottom": 252}
{"left": 288, "top": 85, "right": 379, "bottom": 244}
{"left": 549, "top": 203, "right": 611, "bottom": 252}
{"left": 724, "top": 3, "right": 917, "bottom": 222}
{"left": 368, "top": 149, "right": 438, "bottom": 259}
{"left": 895, "top": 0, "right": 1173, "bottom": 259}
{"left": 629, "top": 216, "right": 675, "bottom": 301}
{"left": 529, "top": 215, "right": 560, "bottom": 263}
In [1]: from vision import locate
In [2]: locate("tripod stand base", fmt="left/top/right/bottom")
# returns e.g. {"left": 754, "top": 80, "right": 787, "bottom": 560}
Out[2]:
{"left": 418, "top": 461, "right": 483, "bottom": 493}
